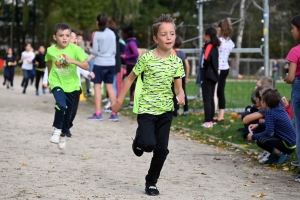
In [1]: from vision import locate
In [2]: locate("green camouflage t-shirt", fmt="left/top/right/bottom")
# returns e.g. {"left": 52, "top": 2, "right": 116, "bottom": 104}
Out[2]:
{"left": 133, "top": 50, "right": 185, "bottom": 115}
{"left": 45, "top": 43, "right": 87, "bottom": 92}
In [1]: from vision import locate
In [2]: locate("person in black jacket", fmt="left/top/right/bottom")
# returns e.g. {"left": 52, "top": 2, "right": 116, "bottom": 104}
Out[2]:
{"left": 201, "top": 27, "right": 220, "bottom": 128}
{"left": 34, "top": 45, "right": 46, "bottom": 95}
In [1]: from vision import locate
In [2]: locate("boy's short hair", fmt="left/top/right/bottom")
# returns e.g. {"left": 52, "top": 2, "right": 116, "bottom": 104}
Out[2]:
{"left": 53, "top": 23, "right": 71, "bottom": 35}
{"left": 261, "top": 88, "right": 281, "bottom": 108}
{"left": 174, "top": 35, "right": 183, "bottom": 48}
{"left": 258, "top": 76, "right": 273, "bottom": 88}
{"left": 152, "top": 14, "right": 175, "bottom": 37}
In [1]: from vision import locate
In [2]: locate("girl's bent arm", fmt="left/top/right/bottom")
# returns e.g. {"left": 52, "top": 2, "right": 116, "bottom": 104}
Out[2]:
{"left": 284, "top": 62, "right": 296, "bottom": 84}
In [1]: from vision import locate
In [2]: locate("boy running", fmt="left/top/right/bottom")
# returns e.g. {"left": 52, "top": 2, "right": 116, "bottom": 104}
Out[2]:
{"left": 45, "top": 23, "right": 88, "bottom": 144}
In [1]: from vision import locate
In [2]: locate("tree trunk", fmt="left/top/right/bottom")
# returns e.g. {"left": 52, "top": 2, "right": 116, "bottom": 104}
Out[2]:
{"left": 235, "top": 0, "right": 247, "bottom": 77}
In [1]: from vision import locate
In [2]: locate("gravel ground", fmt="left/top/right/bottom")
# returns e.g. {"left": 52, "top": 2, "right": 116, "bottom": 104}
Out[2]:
{"left": 0, "top": 76, "right": 299, "bottom": 200}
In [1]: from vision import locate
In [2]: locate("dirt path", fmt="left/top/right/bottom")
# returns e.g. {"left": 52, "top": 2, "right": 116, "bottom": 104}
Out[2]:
{"left": 0, "top": 76, "right": 299, "bottom": 200}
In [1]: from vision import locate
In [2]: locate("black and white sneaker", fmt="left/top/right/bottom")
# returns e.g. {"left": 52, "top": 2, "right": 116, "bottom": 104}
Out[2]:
{"left": 132, "top": 134, "right": 143, "bottom": 157}
{"left": 145, "top": 184, "right": 159, "bottom": 196}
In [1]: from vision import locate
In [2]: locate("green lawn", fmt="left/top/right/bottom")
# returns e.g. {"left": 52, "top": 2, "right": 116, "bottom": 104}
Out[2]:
{"left": 185, "top": 79, "right": 291, "bottom": 108}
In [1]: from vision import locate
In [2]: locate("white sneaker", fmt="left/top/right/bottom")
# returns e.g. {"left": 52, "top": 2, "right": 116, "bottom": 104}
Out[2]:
{"left": 258, "top": 151, "right": 271, "bottom": 164}
{"left": 58, "top": 137, "right": 66, "bottom": 150}
{"left": 104, "top": 101, "right": 111, "bottom": 109}
{"left": 257, "top": 151, "right": 270, "bottom": 160}
{"left": 201, "top": 122, "right": 213, "bottom": 128}
{"left": 104, "top": 109, "right": 112, "bottom": 113}
{"left": 102, "top": 98, "right": 108, "bottom": 103}
{"left": 50, "top": 129, "right": 61, "bottom": 143}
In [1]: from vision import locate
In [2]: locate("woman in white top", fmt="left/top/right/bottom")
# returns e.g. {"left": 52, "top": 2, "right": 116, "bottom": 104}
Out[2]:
{"left": 214, "top": 18, "right": 235, "bottom": 122}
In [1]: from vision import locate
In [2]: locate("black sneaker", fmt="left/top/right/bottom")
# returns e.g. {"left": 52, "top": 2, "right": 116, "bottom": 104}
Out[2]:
{"left": 132, "top": 134, "right": 143, "bottom": 157}
{"left": 145, "top": 184, "right": 159, "bottom": 196}
{"left": 61, "top": 132, "right": 72, "bottom": 138}
{"left": 264, "top": 154, "right": 278, "bottom": 164}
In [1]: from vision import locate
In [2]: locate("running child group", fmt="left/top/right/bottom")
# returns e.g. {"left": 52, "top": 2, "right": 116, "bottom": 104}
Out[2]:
{"left": 2, "top": 12, "right": 300, "bottom": 195}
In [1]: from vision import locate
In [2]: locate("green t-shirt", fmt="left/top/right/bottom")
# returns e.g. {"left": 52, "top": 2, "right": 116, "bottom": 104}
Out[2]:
{"left": 133, "top": 50, "right": 185, "bottom": 115}
{"left": 45, "top": 43, "right": 87, "bottom": 92}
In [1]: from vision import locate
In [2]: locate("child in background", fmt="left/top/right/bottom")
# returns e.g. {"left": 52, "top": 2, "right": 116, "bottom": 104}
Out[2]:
{"left": 121, "top": 25, "right": 139, "bottom": 109}
{"left": 34, "top": 45, "right": 46, "bottom": 95}
{"left": 19, "top": 43, "right": 35, "bottom": 94}
{"left": 45, "top": 23, "right": 88, "bottom": 145}
{"left": 284, "top": 14, "right": 300, "bottom": 182}
{"left": 214, "top": 18, "right": 235, "bottom": 122}
{"left": 238, "top": 77, "right": 273, "bottom": 134}
{"left": 243, "top": 86, "right": 267, "bottom": 132}
{"left": 110, "top": 14, "right": 185, "bottom": 196}
{"left": 281, "top": 97, "right": 294, "bottom": 121}
{"left": 247, "top": 88, "right": 296, "bottom": 165}
{"left": 200, "top": 27, "right": 220, "bottom": 128}
{"left": 2, "top": 47, "right": 17, "bottom": 89}
{"left": 87, "top": 13, "right": 118, "bottom": 121}
{"left": 172, "top": 35, "right": 190, "bottom": 117}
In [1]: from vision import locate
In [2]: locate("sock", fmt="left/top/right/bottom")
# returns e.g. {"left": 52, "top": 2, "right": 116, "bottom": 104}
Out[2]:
{"left": 96, "top": 111, "right": 101, "bottom": 116}
{"left": 112, "top": 112, "right": 117, "bottom": 116}
{"left": 129, "top": 101, "right": 134, "bottom": 105}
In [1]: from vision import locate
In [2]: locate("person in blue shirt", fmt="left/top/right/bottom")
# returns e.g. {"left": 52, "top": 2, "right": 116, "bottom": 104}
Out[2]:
{"left": 247, "top": 88, "right": 296, "bottom": 164}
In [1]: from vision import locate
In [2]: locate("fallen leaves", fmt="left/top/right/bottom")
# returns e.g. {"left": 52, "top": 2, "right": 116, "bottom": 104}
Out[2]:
{"left": 251, "top": 193, "right": 266, "bottom": 198}
{"left": 82, "top": 154, "right": 90, "bottom": 159}
{"left": 230, "top": 112, "right": 241, "bottom": 119}
{"left": 35, "top": 193, "right": 41, "bottom": 198}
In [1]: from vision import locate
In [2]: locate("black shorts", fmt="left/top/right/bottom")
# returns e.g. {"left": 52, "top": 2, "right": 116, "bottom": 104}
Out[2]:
{"left": 92, "top": 65, "right": 115, "bottom": 84}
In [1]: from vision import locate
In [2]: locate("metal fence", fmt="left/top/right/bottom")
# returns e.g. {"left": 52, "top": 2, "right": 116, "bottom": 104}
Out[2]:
{"left": 180, "top": 48, "right": 289, "bottom": 111}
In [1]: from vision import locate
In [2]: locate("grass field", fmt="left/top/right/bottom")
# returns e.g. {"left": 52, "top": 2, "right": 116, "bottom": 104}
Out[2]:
{"left": 185, "top": 79, "right": 291, "bottom": 108}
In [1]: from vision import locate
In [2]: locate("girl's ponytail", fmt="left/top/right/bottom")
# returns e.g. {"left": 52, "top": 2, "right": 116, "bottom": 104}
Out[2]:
{"left": 205, "top": 27, "right": 221, "bottom": 47}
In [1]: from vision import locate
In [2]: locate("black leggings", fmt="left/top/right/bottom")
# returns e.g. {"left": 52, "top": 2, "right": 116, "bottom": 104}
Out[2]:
{"left": 35, "top": 70, "right": 44, "bottom": 90}
{"left": 256, "top": 137, "right": 295, "bottom": 154}
{"left": 202, "top": 78, "right": 216, "bottom": 122}
{"left": 136, "top": 112, "right": 172, "bottom": 185}
{"left": 217, "top": 69, "right": 229, "bottom": 109}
